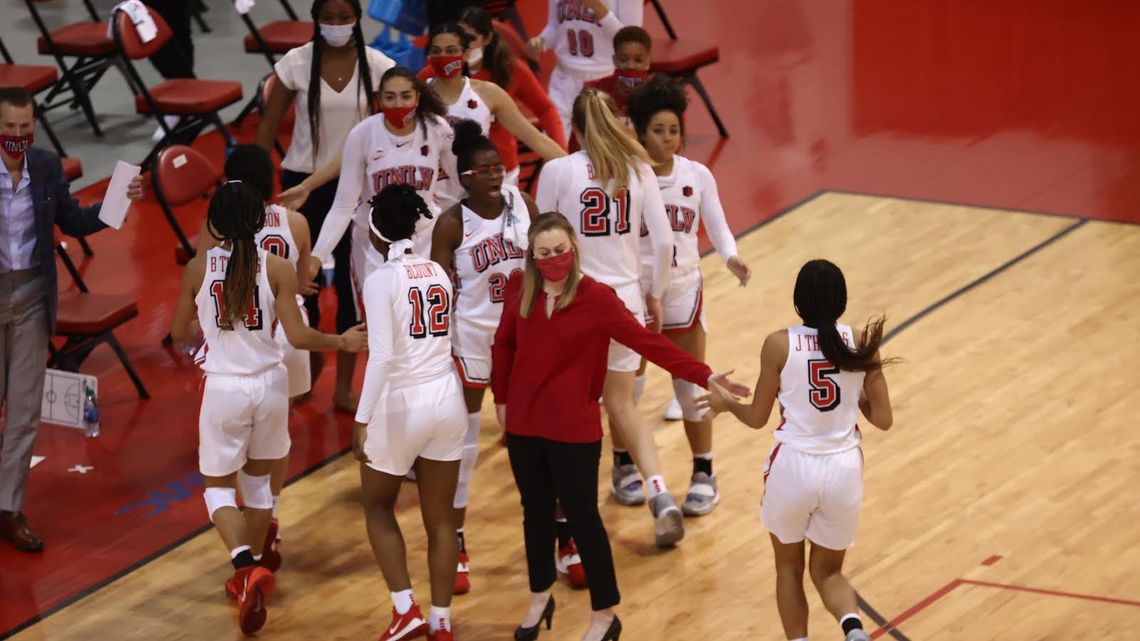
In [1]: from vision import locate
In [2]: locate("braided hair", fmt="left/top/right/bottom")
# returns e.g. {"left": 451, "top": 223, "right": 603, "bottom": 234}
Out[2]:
{"left": 369, "top": 183, "right": 433, "bottom": 243}
{"left": 207, "top": 182, "right": 267, "bottom": 330}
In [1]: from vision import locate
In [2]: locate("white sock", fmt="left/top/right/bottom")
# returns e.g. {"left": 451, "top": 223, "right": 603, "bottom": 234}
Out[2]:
{"left": 790, "top": 637, "right": 808, "bottom": 641}
{"left": 429, "top": 605, "right": 451, "bottom": 632}
{"left": 840, "top": 612, "right": 861, "bottom": 629}
{"left": 645, "top": 474, "right": 668, "bottom": 498}
{"left": 632, "top": 373, "right": 646, "bottom": 407}
{"left": 693, "top": 451, "right": 713, "bottom": 460}
{"left": 229, "top": 545, "right": 251, "bottom": 560}
{"left": 392, "top": 589, "right": 414, "bottom": 615}
{"left": 252, "top": 554, "right": 262, "bottom": 562}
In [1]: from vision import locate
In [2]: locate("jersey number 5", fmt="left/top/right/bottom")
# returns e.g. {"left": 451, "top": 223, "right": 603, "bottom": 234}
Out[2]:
{"left": 209, "top": 280, "right": 264, "bottom": 330}
{"left": 408, "top": 284, "right": 450, "bottom": 338}
{"left": 579, "top": 187, "right": 631, "bottom": 236}
{"left": 807, "top": 359, "right": 840, "bottom": 412}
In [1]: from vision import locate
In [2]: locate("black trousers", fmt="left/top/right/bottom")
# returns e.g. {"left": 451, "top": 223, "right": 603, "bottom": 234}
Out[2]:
{"left": 507, "top": 434, "right": 619, "bottom": 611}
{"left": 143, "top": 0, "right": 195, "bottom": 79}
{"left": 280, "top": 170, "right": 358, "bottom": 333}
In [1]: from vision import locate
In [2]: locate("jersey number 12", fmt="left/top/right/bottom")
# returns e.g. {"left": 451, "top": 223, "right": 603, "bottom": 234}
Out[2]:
{"left": 408, "top": 284, "right": 450, "bottom": 338}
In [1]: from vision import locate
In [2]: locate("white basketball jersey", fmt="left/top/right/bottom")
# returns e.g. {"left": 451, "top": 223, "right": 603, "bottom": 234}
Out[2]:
{"left": 365, "top": 254, "right": 455, "bottom": 387}
{"left": 255, "top": 204, "right": 299, "bottom": 266}
{"left": 432, "top": 77, "right": 494, "bottom": 136}
{"left": 536, "top": 151, "right": 652, "bottom": 290}
{"left": 545, "top": 0, "right": 630, "bottom": 76}
{"left": 195, "top": 247, "right": 282, "bottom": 376}
{"left": 639, "top": 155, "right": 706, "bottom": 274}
{"left": 452, "top": 185, "right": 530, "bottom": 359}
{"left": 776, "top": 325, "right": 866, "bottom": 455}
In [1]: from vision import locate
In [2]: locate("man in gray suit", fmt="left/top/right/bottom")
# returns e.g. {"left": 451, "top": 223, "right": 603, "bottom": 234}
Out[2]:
{"left": 0, "top": 87, "right": 143, "bottom": 552}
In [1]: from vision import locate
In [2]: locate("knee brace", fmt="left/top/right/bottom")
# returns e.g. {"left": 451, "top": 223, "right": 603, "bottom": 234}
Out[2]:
{"left": 238, "top": 471, "right": 274, "bottom": 510}
{"left": 672, "top": 379, "right": 708, "bottom": 422}
{"left": 203, "top": 487, "right": 237, "bottom": 523}
{"left": 453, "top": 412, "right": 481, "bottom": 509}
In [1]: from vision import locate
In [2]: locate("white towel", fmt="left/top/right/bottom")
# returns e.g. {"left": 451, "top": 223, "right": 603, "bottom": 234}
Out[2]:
{"left": 234, "top": 0, "right": 256, "bottom": 15}
{"left": 107, "top": 0, "right": 158, "bottom": 44}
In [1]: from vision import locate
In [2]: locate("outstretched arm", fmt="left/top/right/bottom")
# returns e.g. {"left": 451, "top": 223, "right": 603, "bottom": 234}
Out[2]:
{"left": 270, "top": 256, "right": 366, "bottom": 352}
{"left": 702, "top": 330, "right": 784, "bottom": 429}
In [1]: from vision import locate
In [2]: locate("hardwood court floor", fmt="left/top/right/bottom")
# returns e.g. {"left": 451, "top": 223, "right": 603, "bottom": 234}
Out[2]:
{"left": 12, "top": 193, "right": 1139, "bottom": 640}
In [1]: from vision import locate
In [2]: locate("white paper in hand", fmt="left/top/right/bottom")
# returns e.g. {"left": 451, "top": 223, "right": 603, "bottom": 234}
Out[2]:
{"left": 98, "top": 160, "right": 141, "bottom": 230}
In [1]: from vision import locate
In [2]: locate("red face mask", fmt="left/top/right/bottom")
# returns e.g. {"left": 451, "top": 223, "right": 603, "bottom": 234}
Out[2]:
{"left": 430, "top": 54, "right": 466, "bottom": 79}
{"left": 383, "top": 105, "right": 416, "bottom": 130}
{"left": 535, "top": 250, "right": 575, "bottom": 282}
{"left": 0, "top": 133, "right": 33, "bottom": 161}
{"left": 615, "top": 69, "right": 650, "bottom": 90}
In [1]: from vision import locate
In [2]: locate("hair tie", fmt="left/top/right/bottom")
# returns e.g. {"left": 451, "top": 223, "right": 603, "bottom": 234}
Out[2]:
{"left": 225, "top": 179, "right": 243, "bottom": 185}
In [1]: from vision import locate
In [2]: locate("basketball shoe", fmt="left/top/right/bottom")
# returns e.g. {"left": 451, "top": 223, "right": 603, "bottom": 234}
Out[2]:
{"left": 380, "top": 604, "right": 429, "bottom": 641}
{"left": 231, "top": 566, "right": 275, "bottom": 635}
{"left": 555, "top": 539, "right": 587, "bottom": 588}
{"left": 610, "top": 463, "right": 646, "bottom": 505}
{"left": 453, "top": 552, "right": 470, "bottom": 595}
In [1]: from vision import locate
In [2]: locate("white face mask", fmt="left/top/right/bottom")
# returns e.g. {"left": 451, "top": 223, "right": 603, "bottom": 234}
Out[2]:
{"left": 466, "top": 45, "right": 484, "bottom": 66}
{"left": 320, "top": 22, "right": 355, "bottom": 48}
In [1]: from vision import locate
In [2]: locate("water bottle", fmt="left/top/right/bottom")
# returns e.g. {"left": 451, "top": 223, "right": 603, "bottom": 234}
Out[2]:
{"left": 83, "top": 383, "right": 100, "bottom": 438}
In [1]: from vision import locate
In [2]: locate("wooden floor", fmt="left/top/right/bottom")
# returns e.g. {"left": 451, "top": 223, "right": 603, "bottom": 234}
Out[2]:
{"left": 14, "top": 193, "right": 1140, "bottom": 641}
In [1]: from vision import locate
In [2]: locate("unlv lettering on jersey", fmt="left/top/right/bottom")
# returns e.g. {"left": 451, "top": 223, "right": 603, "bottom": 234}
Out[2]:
{"left": 557, "top": 0, "right": 599, "bottom": 24}
{"left": 667, "top": 204, "right": 697, "bottom": 234}
{"left": 371, "top": 165, "right": 436, "bottom": 192}
{"left": 469, "top": 233, "right": 525, "bottom": 273}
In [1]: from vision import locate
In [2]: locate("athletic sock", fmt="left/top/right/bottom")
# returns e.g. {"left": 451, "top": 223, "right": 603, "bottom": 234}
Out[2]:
{"left": 230, "top": 545, "right": 255, "bottom": 570}
{"left": 271, "top": 495, "right": 279, "bottom": 520}
{"left": 392, "top": 589, "right": 414, "bottom": 615}
{"left": 429, "top": 606, "right": 451, "bottom": 632}
{"left": 555, "top": 517, "right": 572, "bottom": 549}
{"left": 692, "top": 452, "right": 713, "bottom": 477}
{"left": 632, "top": 373, "right": 646, "bottom": 406}
{"left": 840, "top": 613, "right": 863, "bottom": 634}
{"left": 790, "top": 637, "right": 808, "bottom": 641}
{"left": 645, "top": 474, "right": 668, "bottom": 499}
{"left": 613, "top": 449, "right": 634, "bottom": 467}
{"left": 252, "top": 554, "right": 262, "bottom": 563}
{"left": 456, "top": 529, "right": 466, "bottom": 554}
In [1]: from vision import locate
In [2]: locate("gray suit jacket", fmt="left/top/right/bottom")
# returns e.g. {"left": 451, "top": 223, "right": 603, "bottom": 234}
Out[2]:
{"left": 25, "top": 147, "right": 107, "bottom": 330}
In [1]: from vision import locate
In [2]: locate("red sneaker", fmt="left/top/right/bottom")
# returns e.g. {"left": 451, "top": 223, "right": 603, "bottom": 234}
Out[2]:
{"left": 453, "top": 552, "right": 470, "bottom": 595}
{"left": 234, "top": 566, "right": 276, "bottom": 635}
{"left": 428, "top": 629, "right": 455, "bottom": 641}
{"left": 259, "top": 545, "right": 283, "bottom": 573}
{"left": 379, "top": 604, "right": 429, "bottom": 641}
{"left": 556, "top": 539, "right": 587, "bottom": 589}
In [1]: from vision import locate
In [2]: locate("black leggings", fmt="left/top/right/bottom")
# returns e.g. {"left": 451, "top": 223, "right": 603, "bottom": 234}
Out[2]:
{"left": 143, "top": 0, "right": 195, "bottom": 79}
{"left": 507, "top": 434, "right": 619, "bottom": 611}
{"left": 280, "top": 170, "right": 357, "bottom": 333}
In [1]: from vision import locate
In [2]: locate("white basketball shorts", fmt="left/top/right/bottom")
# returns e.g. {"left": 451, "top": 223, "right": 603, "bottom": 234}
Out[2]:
{"left": 363, "top": 371, "right": 467, "bottom": 476}
{"left": 760, "top": 443, "right": 864, "bottom": 551}
{"left": 607, "top": 281, "right": 646, "bottom": 373}
{"left": 640, "top": 264, "right": 705, "bottom": 334}
{"left": 548, "top": 64, "right": 611, "bottom": 143}
{"left": 198, "top": 365, "right": 290, "bottom": 478}
{"left": 276, "top": 295, "right": 312, "bottom": 398}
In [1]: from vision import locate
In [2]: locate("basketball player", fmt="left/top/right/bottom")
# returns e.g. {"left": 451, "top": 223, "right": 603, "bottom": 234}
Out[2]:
{"left": 582, "top": 26, "right": 652, "bottom": 122}
{"left": 701, "top": 259, "right": 894, "bottom": 641}
{"left": 170, "top": 182, "right": 367, "bottom": 635}
{"left": 527, "top": 0, "right": 644, "bottom": 137}
{"left": 430, "top": 120, "right": 540, "bottom": 596}
{"left": 534, "top": 89, "right": 685, "bottom": 548}
{"left": 625, "top": 76, "right": 752, "bottom": 516}
{"left": 353, "top": 184, "right": 467, "bottom": 641}
{"left": 425, "top": 24, "right": 566, "bottom": 186}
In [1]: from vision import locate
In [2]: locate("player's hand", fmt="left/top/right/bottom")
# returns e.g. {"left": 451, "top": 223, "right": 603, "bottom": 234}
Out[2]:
{"left": 697, "top": 381, "right": 737, "bottom": 417}
{"left": 126, "top": 175, "right": 145, "bottom": 201}
{"left": 298, "top": 276, "right": 319, "bottom": 296}
{"left": 645, "top": 295, "right": 664, "bottom": 333}
{"left": 305, "top": 255, "right": 323, "bottom": 283}
{"left": 526, "top": 36, "right": 547, "bottom": 60}
{"left": 495, "top": 403, "right": 507, "bottom": 429}
{"left": 352, "top": 421, "right": 371, "bottom": 463}
{"left": 339, "top": 323, "right": 368, "bottom": 352}
{"left": 279, "top": 183, "right": 311, "bottom": 210}
{"left": 727, "top": 256, "right": 751, "bottom": 287}
{"left": 708, "top": 370, "right": 751, "bottom": 398}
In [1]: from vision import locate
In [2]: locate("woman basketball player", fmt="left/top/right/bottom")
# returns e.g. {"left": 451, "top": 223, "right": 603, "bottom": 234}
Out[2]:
{"left": 535, "top": 88, "right": 682, "bottom": 548}
{"left": 353, "top": 184, "right": 467, "bottom": 641}
{"left": 625, "top": 75, "right": 752, "bottom": 517}
{"left": 423, "top": 24, "right": 566, "bottom": 186}
{"left": 701, "top": 259, "right": 894, "bottom": 641}
{"left": 429, "top": 120, "right": 538, "bottom": 596}
{"left": 171, "top": 182, "right": 366, "bottom": 635}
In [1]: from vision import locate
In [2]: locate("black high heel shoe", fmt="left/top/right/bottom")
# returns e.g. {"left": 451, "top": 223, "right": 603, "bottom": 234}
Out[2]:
{"left": 514, "top": 595, "right": 555, "bottom": 641}
{"left": 600, "top": 615, "right": 622, "bottom": 641}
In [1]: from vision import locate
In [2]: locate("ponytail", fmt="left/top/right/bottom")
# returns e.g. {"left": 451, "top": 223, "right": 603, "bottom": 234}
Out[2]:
{"left": 571, "top": 88, "right": 649, "bottom": 195}
{"left": 380, "top": 66, "right": 448, "bottom": 126}
{"left": 207, "top": 182, "right": 267, "bottom": 330}
{"left": 793, "top": 259, "right": 895, "bottom": 372}
{"left": 458, "top": 6, "right": 515, "bottom": 87}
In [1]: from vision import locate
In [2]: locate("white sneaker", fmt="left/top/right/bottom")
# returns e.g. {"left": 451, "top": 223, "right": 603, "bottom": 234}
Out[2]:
{"left": 662, "top": 397, "right": 683, "bottom": 421}
{"left": 649, "top": 493, "right": 684, "bottom": 548}
{"left": 681, "top": 472, "right": 720, "bottom": 516}
{"left": 845, "top": 630, "right": 871, "bottom": 641}
{"left": 610, "top": 463, "right": 646, "bottom": 505}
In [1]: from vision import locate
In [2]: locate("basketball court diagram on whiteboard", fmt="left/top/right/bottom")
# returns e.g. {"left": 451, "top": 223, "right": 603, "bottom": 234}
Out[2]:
{"left": 41, "top": 369, "right": 98, "bottom": 431}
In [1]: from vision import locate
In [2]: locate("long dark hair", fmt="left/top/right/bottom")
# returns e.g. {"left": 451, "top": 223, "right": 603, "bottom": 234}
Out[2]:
{"left": 628, "top": 73, "right": 688, "bottom": 140}
{"left": 452, "top": 118, "right": 497, "bottom": 175}
{"left": 223, "top": 145, "right": 274, "bottom": 201}
{"left": 380, "top": 66, "right": 448, "bottom": 127}
{"left": 207, "top": 182, "right": 267, "bottom": 330}
{"left": 458, "top": 6, "right": 515, "bottom": 87}
{"left": 370, "top": 183, "right": 432, "bottom": 242}
{"left": 307, "top": 0, "right": 375, "bottom": 165}
{"left": 427, "top": 23, "right": 473, "bottom": 76}
{"left": 793, "top": 259, "right": 892, "bottom": 372}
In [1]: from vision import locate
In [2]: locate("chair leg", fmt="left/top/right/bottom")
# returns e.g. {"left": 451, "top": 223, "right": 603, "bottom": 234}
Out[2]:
{"left": 78, "top": 237, "right": 94, "bottom": 257}
{"left": 212, "top": 114, "right": 237, "bottom": 150}
{"left": 274, "top": 138, "right": 287, "bottom": 160}
{"left": 106, "top": 333, "right": 150, "bottom": 399}
{"left": 687, "top": 73, "right": 728, "bottom": 138}
{"left": 62, "top": 63, "right": 103, "bottom": 137}
{"left": 37, "top": 107, "right": 68, "bottom": 157}
{"left": 651, "top": 0, "right": 678, "bottom": 40}
{"left": 232, "top": 93, "right": 261, "bottom": 129}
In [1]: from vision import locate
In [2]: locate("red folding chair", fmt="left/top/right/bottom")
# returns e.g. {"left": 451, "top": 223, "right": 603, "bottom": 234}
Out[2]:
{"left": 111, "top": 6, "right": 243, "bottom": 167}
{"left": 649, "top": 39, "right": 727, "bottom": 137}
{"left": 24, "top": 0, "right": 119, "bottom": 138}
{"left": 151, "top": 145, "right": 223, "bottom": 264}
{"left": 52, "top": 232, "right": 149, "bottom": 399}
{"left": 232, "top": 0, "right": 313, "bottom": 127}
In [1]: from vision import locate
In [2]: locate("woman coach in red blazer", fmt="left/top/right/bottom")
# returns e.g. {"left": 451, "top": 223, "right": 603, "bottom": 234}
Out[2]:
{"left": 491, "top": 212, "right": 748, "bottom": 641}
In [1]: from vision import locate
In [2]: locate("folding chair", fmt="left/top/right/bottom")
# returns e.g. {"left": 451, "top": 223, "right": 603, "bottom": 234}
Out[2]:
{"left": 52, "top": 234, "right": 150, "bottom": 399}
{"left": 649, "top": 39, "right": 728, "bottom": 137}
{"left": 646, "top": 0, "right": 678, "bottom": 40}
{"left": 191, "top": 0, "right": 212, "bottom": 33}
{"left": 151, "top": 145, "right": 223, "bottom": 264}
{"left": 233, "top": 0, "right": 313, "bottom": 127}
{"left": 24, "top": 0, "right": 118, "bottom": 138}
{"left": 111, "top": 6, "right": 243, "bottom": 168}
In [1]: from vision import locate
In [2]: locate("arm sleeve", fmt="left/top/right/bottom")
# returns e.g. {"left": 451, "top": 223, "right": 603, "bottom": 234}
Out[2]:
{"left": 354, "top": 272, "right": 395, "bottom": 424}
{"left": 311, "top": 121, "right": 367, "bottom": 261}
{"left": 695, "top": 163, "right": 737, "bottom": 263}
{"left": 512, "top": 61, "right": 566, "bottom": 148}
{"left": 640, "top": 166, "right": 672, "bottom": 299}
{"left": 491, "top": 273, "right": 523, "bottom": 404}
{"left": 534, "top": 157, "right": 564, "bottom": 213}
{"left": 539, "top": 0, "right": 558, "bottom": 47}
{"left": 603, "top": 287, "right": 712, "bottom": 386}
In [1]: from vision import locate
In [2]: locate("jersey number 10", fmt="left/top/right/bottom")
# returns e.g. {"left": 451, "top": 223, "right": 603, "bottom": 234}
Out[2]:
{"left": 807, "top": 358, "right": 840, "bottom": 412}
{"left": 567, "top": 29, "right": 594, "bottom": 57}
{"left": 580, "top": 187, "right": 631, "bottom": 236}
{"left": 408, "top": 284, "right": 450, "bottom": 339}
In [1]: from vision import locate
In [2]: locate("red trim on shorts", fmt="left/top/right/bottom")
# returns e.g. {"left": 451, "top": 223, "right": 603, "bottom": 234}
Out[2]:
{"left": 453, "top": 355, "right": 488, "bottom": 390}
{"left": 763, "top": 443, "right": 782, "bottom": 482}
{"left": 662, "top": 283, "right": 704, "bottom": 335}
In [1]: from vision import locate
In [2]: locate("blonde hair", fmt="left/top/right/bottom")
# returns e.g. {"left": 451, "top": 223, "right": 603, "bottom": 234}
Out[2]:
{"left": 572, "top": 88, "right": 650, "bottom": 195}
{"left": 520, "top": 212, "right": 583, "bottom": 319}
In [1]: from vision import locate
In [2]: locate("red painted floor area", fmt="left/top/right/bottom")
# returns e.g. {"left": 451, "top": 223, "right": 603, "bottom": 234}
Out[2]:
{"left": 5, "top": 0, "right": 1140, "bottom": 635}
